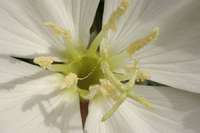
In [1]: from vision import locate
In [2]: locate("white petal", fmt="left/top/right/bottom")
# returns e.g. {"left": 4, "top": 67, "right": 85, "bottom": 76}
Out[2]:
{"left": 85, "top": 86, "right": 200, "bottom": 133}
{"left": 0, "top": 0, "right": 99, "bottom": 57}
{"left": 104, "top": 0, "right": 200, "bottom": 93}
{"left": 0, "top": 56, "right": 41, "bottom": 84}
{"left": 0, "top": 0, "right": 57, "bottom": 57}
{"left": 103, "top": 0, "right": 188, "bottom": 51}
{"left": 71, "top": 0, "right": 100, "bottom": 45}
{"left": 85, "top": 98, "right": 152, "bottom": 133}
{"left": 31, "top": 0, "right": 99, "bottom": 46}
{"left": 134, "top": 85, "right": 200, "bottom": 133}
{"left": 135, "top": 0, "right": 200, "bottom": 93}
{"left": 143, "top": 65, "right": 200, "bottom": 93}
{"left": 0, "top": 73, "right": 83, "bottom": 133}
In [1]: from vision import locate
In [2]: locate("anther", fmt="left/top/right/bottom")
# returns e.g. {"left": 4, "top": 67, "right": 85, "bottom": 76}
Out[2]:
{"left": 102, "top": 0, "right": 129, "bottom": 32}
{"left": 127, "top": 27, "right": 160, "bottom": 56}
{"left": 33, "top": 56, "right": 54, "bottom": 69}
{"left": 89, "top": 0, "right": 129, "bottom": 53}
{"left": 44, "top": 22, "right": 81, "bottom": 59}
{"left": 60, "top": 73, "right": 78, "bottom": 89}
{"left": 99, "top": 79, "right": 119, "bottom": 98}
{"left": 44, "top": 22, "right": 72, "bottom": 39}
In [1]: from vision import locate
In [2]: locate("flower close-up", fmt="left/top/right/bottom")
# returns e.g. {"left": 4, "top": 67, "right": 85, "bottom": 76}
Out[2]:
{"left": 0, "top": 0, "right": 200, "bottom": 133}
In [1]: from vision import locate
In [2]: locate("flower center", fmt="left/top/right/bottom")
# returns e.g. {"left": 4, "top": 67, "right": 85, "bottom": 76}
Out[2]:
{"left": 76, "top": 55, "right": 103, "bottom": 90}
{"left": 34, "top": 0, "right": 159, "bottom": 122}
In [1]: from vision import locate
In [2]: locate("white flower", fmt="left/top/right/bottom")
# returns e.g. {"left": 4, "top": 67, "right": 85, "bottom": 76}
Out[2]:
{"left": 0, "top": 0, "right": 200, "bottom": 133}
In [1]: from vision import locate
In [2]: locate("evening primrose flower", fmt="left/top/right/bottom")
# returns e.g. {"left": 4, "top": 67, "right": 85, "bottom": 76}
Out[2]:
{"left": 0, "top": 0, "right": 200, "bottom": 133}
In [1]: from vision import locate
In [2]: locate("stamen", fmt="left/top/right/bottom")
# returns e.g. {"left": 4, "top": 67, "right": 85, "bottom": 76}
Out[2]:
{"left": 126, "top": 60, "right": 150, "bottom": 83}
{"left": 33, "top": 56, "right": 54, "bottom": 69}
{"left": 44, "top": 22, "right": 80, "bottom": 59}
{"left": 101, "top": 61, "right": 152, "bottom": 121}
{"left": 44, "top": 22, "right": 72, "bottom": 40}
{"left": 89, "top": 0, "right": 129, "bottom": 53}
{"left": 127, "top": 27, "right": 160, "bottom": 56}
{"left": 99, "top": 79, "right": 120, "bottom": 99}
{"left": 101, "top": 92, "right": 127, "bottom": 122}
{"left": 60, "top": 73, "right": 78, "bottom": 89}
{"left": 102, "top": 0, "right": 129, "bottom": 32}
{"left": 101, "top": 61, "right": 127, "bottom": 91}
{"left": 136, "top": 70, "right": 150, "bottom": 83}
{"left": 99, "top": 79, "right": 114, "bottom": 95}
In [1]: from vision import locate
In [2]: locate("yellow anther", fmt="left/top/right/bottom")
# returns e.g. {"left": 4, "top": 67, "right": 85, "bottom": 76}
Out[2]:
{"left": 33, "top": 56, "right": 54, "bottom": 69}
{"left": 44, "top": 22, "right": 72, "bottom": 42}
{"left": 127, "top": 27, "right": 160, "bottom": 55}
{"left": 44, "top": 22, "right": 81, "bottom": 59}
{"left": 136, "top": 70, "right": 150, "bottom": 83}
{"left": 60, "top": 73, "right": 78, "bottom": 89}
{"left": 89, "top": 0, "right": 129, "bottom": 53}
{"left": 103, "top": 0, "right": 129, "bottom": 32}
{"left": 126, "top": 60, "right": 150, "bottom": 83}
{"left": 44, "top": 22, "right": 65, "bottom": 35}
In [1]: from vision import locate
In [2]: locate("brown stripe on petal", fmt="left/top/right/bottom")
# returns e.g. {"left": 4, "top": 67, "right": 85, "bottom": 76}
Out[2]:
{"left": 80, "top": 100, "right": 89, "bottom": 128}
